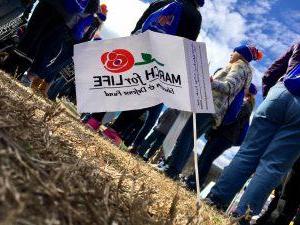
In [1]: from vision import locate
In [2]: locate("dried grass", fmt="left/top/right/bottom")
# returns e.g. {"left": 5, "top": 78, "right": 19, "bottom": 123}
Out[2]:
{"left": 0, "top": 71, "right": 233, "bottom": 225}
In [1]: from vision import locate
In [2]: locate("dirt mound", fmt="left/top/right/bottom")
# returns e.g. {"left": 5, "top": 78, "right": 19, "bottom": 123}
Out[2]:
{"left": 0, "top": 71, "right": 231, "bottom": 225}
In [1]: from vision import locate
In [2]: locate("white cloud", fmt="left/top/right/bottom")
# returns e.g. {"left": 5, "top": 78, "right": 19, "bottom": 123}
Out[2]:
{"left": 238, "top": 1, "right": 300, "bottom": 64}
{"left": 199, "top": 0, "right": 299, "bottom": 87}
{"left": 199, "top": 0, "right": 247, "bottom": 75}
{"left": 198, "top": 0, "right": 266, "bottom": 87}
{"left": 101, "top": 0, "right": 148, "bottom": 38}
{"left": 283, "top": 10, "right": 300, "bottom": 30}
{"left": 239, "top": 0, "right": 276, "bottom": 16}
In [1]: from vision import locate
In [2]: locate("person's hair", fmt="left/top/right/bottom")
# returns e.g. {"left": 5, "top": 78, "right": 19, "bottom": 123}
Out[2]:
{"left": 246, "top": 93, "right": 256, "bottom": 111}
{"left": 213, "top": 68, "right": 223, "bottom": 75}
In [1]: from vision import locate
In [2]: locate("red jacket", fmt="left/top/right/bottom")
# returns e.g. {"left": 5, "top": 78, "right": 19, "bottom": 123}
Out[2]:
{"left": 262, "top": 42, "right": 300, "bottom": 97}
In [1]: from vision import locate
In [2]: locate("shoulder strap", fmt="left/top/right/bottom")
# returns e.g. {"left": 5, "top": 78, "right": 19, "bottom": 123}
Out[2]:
{"left": 141, "top": 0, "right": 184, "bottom": 35}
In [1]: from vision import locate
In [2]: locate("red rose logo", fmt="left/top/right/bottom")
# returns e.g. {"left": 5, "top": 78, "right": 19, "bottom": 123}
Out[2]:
{"left": 101, "top": 49, "right": 135, "bottom": 73}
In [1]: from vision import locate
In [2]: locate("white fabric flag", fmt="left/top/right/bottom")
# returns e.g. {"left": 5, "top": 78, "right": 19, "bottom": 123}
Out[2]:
{"left": 74, "top": 31, "right": 214, "bottom": 113}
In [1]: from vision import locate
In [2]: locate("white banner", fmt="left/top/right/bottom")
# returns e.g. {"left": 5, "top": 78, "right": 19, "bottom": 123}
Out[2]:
{"left": 74, "top": 31, "right": 215, "bottom": 113}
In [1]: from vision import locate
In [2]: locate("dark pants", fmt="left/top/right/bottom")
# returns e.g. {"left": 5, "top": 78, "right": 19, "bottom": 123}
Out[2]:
{"left": 165, "top": 113, "right": 213, "bottom": 178}
{"left": 256, "top": 157, "right": 300, "bottom": 225}
{"left": 255, "top": 186, "right": 282, "bottom": 224}
{"left": 91, "top": 113, "right": 106, "bottom": 122}
{"left": 136, "top": 129, "right": 166, "bottom": 159}
{"left": 295, "top": 210, "right": 300, "bottom": 225}
{"left": 1, "top": 1, "right": 65, "bottom": 75}
{"left": 110, "top": 104, "right": 163, "bottom": 146}
{"left": 186, "top": 135, "right": 233, "bottom": 188}
{"left": 121, "top": 119, "right": 145, "bottom": 146}
{"left": 18, "top": 1, "right": 64, "bottom": 59}
{"left": 131, "top": 104, "right": 163, "bottom": 148}
{"left": 110, "top": 110, "right": 144, "bottom": 134}
{"left": 30, "top": 25, "right": 73, "bottom": 83}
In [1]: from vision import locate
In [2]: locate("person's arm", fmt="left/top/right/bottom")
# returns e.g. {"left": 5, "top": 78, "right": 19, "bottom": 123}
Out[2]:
{"left": 262, "top": 44, "right": 295, "bottom": 97}
{"left": 176, "top": 4, "right": 201, "bottom": 40}
{"left": 81, "top": 17, "right": 100, "bottom": 42}
{"left": 22, "top": 0, "right": 37, "bottom": 21}
{"left": 211, "top": 63, "right": 249, "bottom": 95}
{"left": 72, "top": 15, "right": 94, "bottom": 42}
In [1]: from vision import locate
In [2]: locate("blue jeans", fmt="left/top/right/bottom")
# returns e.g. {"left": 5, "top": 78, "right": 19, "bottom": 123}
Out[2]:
{"left": 165, "top": 113, "right": 214, "bottom": 178}
{"left": 209, "top": 83, "right": 300, "bottom": 216}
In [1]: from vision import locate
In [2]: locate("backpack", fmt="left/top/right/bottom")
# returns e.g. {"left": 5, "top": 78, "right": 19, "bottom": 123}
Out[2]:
{"left": 63, "top": 0, "right": 90, "bottom": 14}
{"left": 222, "top": 88, "right": 245, "bottom": 125}
{"left": 283, "top": 64, "right": 300, "bottom": 96}
{"left": 141, "top": 0, "right": 184, "bottom": 35}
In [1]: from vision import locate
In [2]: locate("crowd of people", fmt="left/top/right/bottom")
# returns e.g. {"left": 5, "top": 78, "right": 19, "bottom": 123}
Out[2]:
{"left": 0, "top": 0, "right": 299, "bottom": 225}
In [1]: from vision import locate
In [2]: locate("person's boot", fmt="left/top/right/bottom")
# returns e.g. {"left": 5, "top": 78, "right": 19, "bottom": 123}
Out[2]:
{"left": 293, "top": 210, "right": 300, "bottom": 225}
{"left": 30, "top": 77, "right": 44, "bottom": 92}
{"left": 128, "top": 146, "right": 139, "bottom": 155}
{"left": 237, "top": 218, "right": 250, "bottom": 225}
{"left": 164, "top": 166, "right": 180, "bottom": 180}
{"left": 38, "top": 79, "right": 48, "bottom": 96}
{"left": 102, "top": 127, "right": 122, "bottom": 146}
{"left": 204, "top": 192, "right": 228, "bottom": 212}
{"left": 80, "top": 113, "right": 92, "bottom": 123}
{"left": 183, "top": 175, "right": 197, "bottom": 192}
{"left": 86, "top": 117, "right": 101, "bottom": 131}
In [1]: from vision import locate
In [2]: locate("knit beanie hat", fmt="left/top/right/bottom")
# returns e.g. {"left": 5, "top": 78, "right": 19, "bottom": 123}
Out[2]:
{"left": 97, "top": 3, "right": 107, "bottom": 21}
{"left": 234, "top": 45, "right": 263, "bottom": 62}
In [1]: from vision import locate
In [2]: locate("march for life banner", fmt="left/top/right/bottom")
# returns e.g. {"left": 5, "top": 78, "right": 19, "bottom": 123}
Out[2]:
{"left": 74, "top": 31, "right": 215, "bottom": 113}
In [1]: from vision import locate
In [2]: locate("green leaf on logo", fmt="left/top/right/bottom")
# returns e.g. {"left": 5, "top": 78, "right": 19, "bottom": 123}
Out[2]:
{"left": 141, "top": 53, "right": 153, "bottom": 62}
{"left": 135, "top": 53, "right": 164, "bottom": 66}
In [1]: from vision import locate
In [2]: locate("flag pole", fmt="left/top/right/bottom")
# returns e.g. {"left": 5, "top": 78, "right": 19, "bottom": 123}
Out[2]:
{"left": 193, "top": 112, "right": 201, "bottom": 207}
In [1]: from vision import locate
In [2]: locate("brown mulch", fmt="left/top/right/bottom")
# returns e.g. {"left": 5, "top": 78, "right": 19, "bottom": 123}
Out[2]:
{"left": 0, "top": 71, "right": 232, "bottom": 225}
